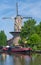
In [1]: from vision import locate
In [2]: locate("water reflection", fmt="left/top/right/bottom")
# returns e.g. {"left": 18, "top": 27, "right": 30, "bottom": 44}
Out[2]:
{"left": 0, "top": 53, "right": 14, "bottom": 65}
{"left": 30, "top": 54, "right": 41, "bottom": 65}
{"left": 0, "top": 53, "right": 6, "bottom": 65}
{"left": 0, "top": 53, "right": 41, "bottom": 65}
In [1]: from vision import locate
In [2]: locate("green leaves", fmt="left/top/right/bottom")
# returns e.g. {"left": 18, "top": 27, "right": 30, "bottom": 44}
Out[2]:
{"left": 30, "top": 34, "right": 41, "bottom": 45}
{"left": 20, "top": 19, "right": 36, "bottom": 39}
{"left": 0, "top": 31, "right": 7, "bottom": 46}
{"left": 19, "top": 19, "right": 41, "bottom": 50}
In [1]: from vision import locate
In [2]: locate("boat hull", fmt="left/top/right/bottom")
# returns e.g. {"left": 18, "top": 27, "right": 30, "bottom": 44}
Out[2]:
{"left": 2, "top": 47, "right": 32, "bottom": 54}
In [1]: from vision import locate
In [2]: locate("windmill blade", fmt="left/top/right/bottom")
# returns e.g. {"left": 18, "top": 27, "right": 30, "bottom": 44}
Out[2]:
{"left": 16, "top": 2, "right": 18, "bottom": 16}
{"left": 2, "top": 17, "right": 14, "bottom": 20}
{"left": 2, "top": 17, "right": 11, "bottom": 19}
{"left": 22, "top": 17, "right": 32, "bottom": 19}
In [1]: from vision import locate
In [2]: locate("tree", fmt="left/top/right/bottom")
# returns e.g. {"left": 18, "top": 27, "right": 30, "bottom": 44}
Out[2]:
{"left": 19, "top": 19, "right": 41, "bottom": 50}
{"left": 30, "top": 34, "right": 41, "bottom": 45}
{"left": 0, "top": 31, "right": 7, "bottom": 46}
{"left": 20, "top": 19, "right": 36, "bottom": 46}
{"left": 35, "top": 22, "right": 41, "bottom": 37}
{"left": 29, "top": 34, "right": 41, "bottom": 50}
{"left": 20, "top": 19, "right": 36, "bottom": 39}
{"left": 38, "top": 22, "right": 41, "bottom": 36}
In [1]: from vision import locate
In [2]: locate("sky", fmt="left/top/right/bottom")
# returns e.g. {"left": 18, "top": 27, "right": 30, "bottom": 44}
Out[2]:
{"left": 0, "top": 0, "right": 41, "bottom": 40}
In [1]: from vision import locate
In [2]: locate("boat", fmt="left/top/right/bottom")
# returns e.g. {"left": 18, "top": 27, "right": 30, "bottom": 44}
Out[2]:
{"left": 2, "top": 46, "right": 32, "bottom": 54}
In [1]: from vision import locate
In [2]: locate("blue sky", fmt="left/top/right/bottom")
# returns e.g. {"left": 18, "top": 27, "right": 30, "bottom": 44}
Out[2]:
{"left": 0, "top": 0, "right": 41, "bottom": 40}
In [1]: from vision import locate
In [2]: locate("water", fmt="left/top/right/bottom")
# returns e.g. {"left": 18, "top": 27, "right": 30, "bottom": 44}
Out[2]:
{"left": 0, "top": 53, "right": 41, "bottom": 65}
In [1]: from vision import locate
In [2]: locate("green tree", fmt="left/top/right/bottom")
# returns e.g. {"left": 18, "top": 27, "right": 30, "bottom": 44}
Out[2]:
{"left": 30, "top": 34, "right": 41, "bottom": 45}
{"left": 20, "top": 19, "right": 36, "bottom": 39}
{"left": 29, "top": 34, "right": 41, "bottom": 50}
{"left": 0, "top": 31, "right": 7, "bottom": 46}
{"left": 20, "top": 19, "right": 36, "bottom": 46}
{"left": 38, "top": 22, "right": 41, "bottom": 36}
{"left": 19, "top": 19, "right": 41, "bottom": 50}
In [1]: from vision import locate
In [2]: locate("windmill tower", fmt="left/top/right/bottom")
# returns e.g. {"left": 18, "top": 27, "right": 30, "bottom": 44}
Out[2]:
{"left": 10, "top": 3, "right": 22, "bottom": 45}
{"left": 3, "top": 3, "right": 32, "bottom": 46}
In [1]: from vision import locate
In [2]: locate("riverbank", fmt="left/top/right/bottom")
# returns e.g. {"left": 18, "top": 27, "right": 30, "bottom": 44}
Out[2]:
{"left": 32, "top": 50, "right": 41, "bottom": 53}
{"left": 0, "top": 49, "right": 41, "bottom": 55}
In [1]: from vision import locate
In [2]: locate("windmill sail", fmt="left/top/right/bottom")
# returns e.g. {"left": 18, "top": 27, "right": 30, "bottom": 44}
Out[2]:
{"left": 22, "top": 17, "right": 32, "bottom": 19}
{"left": 16, "top": 3, "right": 18, "bottom": 16}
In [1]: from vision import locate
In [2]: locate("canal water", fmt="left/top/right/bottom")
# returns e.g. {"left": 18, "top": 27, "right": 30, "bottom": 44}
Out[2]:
{"left": 0, "top": 53, "right": 41, "bottom": 65}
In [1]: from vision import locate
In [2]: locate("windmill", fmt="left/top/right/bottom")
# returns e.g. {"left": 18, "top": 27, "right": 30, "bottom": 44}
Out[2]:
{"left": 2, "top": 3, "right": 32, "bottom": 45}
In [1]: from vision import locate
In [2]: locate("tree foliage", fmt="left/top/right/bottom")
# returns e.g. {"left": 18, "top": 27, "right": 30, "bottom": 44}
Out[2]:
{"left": 29, "top": 34, "right": 41, "bottom": 45}
{"left": 19, "top": 19, "right": 41, "bottom": 50}
{"left": 20, "top": 19, "right": 36, "bottom": 39}
{"left": 0, "top": 31, "right": 7, "bottom": 46}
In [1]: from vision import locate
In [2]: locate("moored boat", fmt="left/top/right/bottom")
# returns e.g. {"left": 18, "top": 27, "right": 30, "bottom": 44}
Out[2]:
{"left": 2, "top": 46, "right": 32, "bottom": 54}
